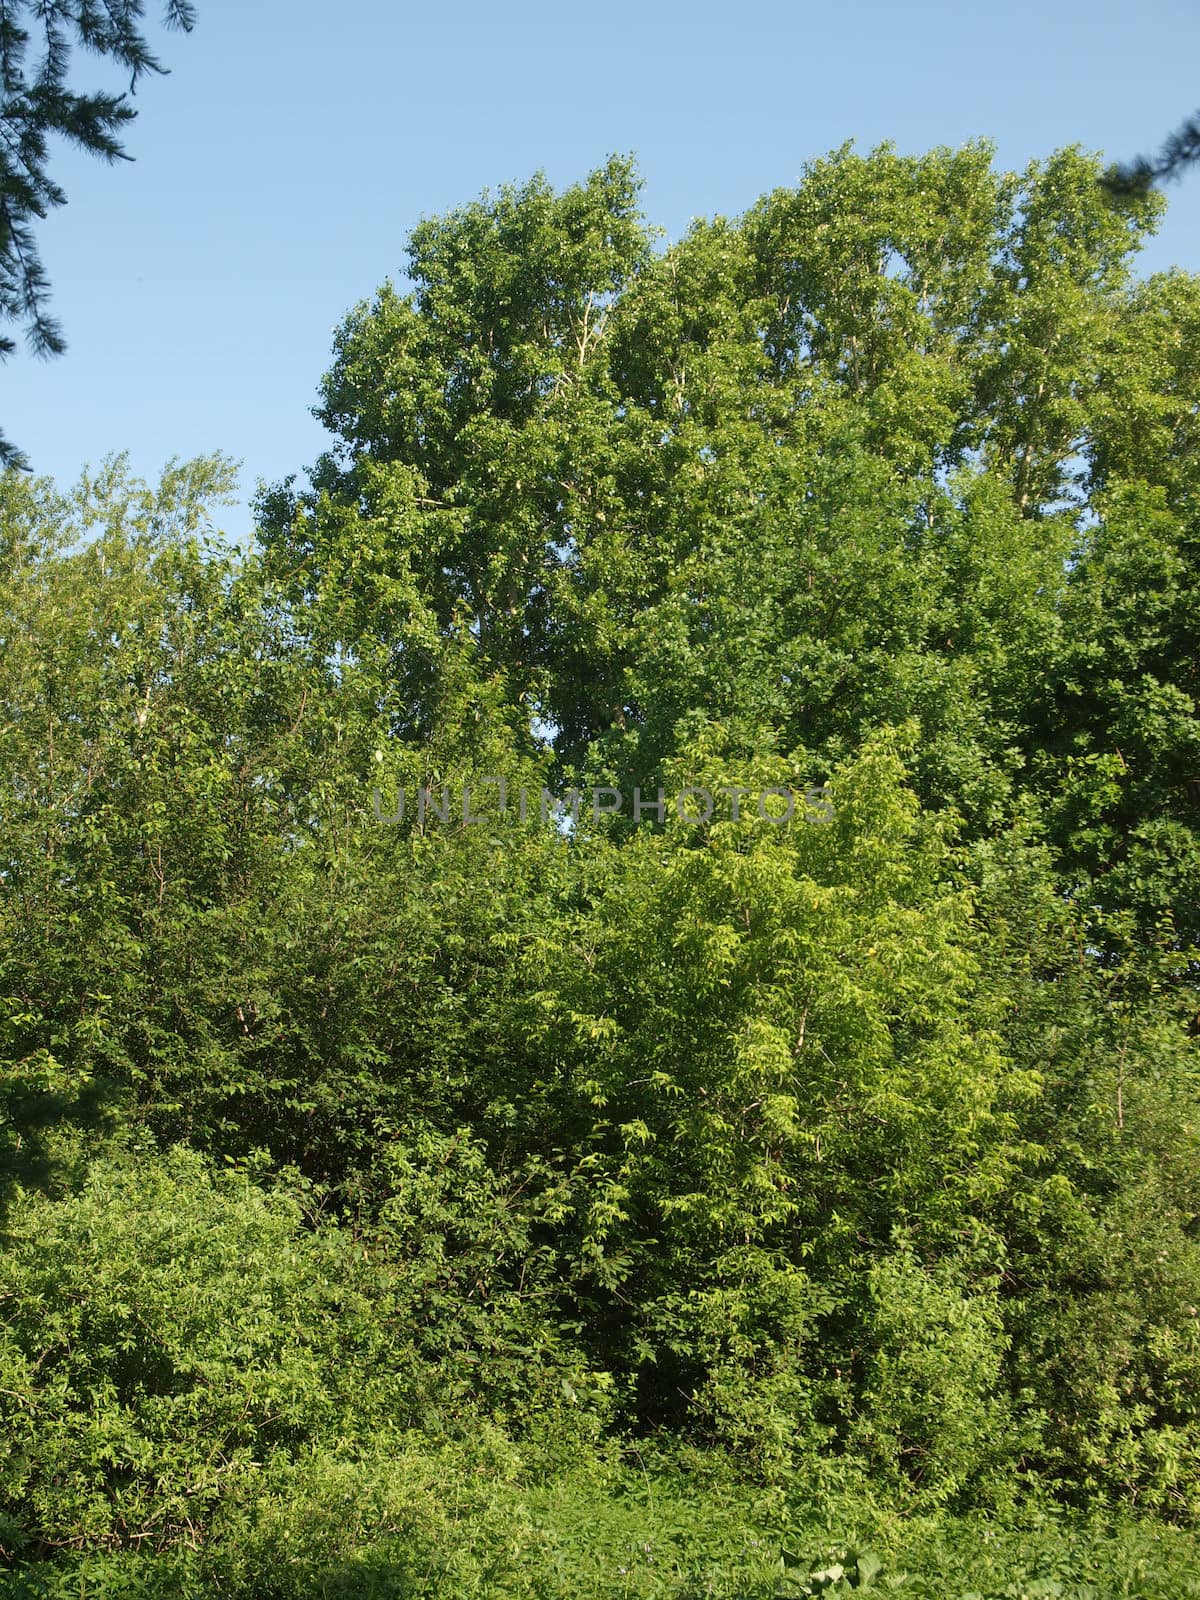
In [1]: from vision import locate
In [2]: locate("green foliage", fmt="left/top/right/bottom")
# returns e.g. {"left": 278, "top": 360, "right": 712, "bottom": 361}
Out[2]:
{"left": 261, "top": 142, "right": 1197, "bottom": 950}
{"left": 0, "top": 1139, "right": 600, "bottom": 1564}
{"left": 4, "top": 139, "right": 1200, "bottom": 1586}
{"left": 778, "top": 1542, "right": 896, "bottom": 1597}
{"left": 850, "top": 1253, "right": 1021, "bottom": 1506}
{"left": 507, "top": 730, "right": 1030, "bottom": 1472}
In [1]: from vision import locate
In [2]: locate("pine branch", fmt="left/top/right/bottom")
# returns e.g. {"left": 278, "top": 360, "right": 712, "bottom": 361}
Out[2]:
{"left": 1102, "top": 108, "right": 1200, "bottom": 201}
{"left": 0, "top": 1, "right": 195, "bottom": 466}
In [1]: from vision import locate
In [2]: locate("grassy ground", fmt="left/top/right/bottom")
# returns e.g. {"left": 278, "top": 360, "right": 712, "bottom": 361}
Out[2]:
{"left": 3, "top": 1457, "right": 1198, "bottom": 1599}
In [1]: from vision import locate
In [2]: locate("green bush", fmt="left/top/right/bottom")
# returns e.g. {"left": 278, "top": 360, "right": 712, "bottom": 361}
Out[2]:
{"left": 850, "top": 1251, "right": 1028, "bottom": 1507}
{"left": 0, "top": 1142, "right": 601, "bottom": 1563}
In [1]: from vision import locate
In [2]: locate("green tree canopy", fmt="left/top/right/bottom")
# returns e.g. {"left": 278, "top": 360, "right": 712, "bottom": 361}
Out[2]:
{"left": 261, "top": 144, "right": 1200, "bottom": 950}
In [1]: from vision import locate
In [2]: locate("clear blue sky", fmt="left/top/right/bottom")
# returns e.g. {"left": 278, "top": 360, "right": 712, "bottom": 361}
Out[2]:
{"left": 10, "top": 0, "right": 1200, "bottom": 533}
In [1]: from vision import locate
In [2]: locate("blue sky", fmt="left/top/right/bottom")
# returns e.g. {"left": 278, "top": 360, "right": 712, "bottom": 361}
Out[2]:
{"left": 10, "top": 0, "right": 1200, "bottom": 533}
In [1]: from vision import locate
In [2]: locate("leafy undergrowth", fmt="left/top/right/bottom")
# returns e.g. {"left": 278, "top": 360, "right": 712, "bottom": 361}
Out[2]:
{"left": 2, "top": 1457, "right": 1198, "bottom": 1600}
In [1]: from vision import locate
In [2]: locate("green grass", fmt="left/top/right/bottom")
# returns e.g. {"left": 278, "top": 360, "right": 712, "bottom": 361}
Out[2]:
{"left": 3, "top": 1456, "right": 1199, "bottom": 1600}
